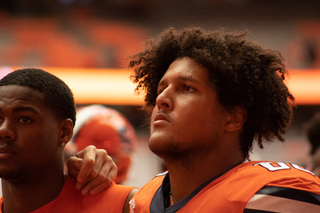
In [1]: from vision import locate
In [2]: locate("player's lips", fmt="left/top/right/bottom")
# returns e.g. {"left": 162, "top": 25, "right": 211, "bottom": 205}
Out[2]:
{"left": 154, "top": 113, "right": 170, "bottom": 124}
{"left": 0, "top": 147, "right": 14, "bottom": 159}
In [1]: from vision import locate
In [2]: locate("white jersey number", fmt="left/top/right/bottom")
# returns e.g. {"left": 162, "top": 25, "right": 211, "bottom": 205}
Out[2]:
{"left": 254, "top": 162, "right": 315, "bottom": 175}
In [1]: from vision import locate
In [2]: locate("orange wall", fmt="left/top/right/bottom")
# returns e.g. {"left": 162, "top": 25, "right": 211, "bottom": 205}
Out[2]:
{"left": 1, "top": 67, "right": 320, "bottom": 105}
{"left": 286, "top": 70, "right": 320, "bottom": 105}
{"left": 44, "top": 67, "right": 144, "bottom": 105}
{"left": 50, "top": 68, "right": 320, "bottom": 106}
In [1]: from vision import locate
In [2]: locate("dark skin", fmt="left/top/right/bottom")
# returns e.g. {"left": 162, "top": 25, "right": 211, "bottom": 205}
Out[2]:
{"left": 0, "top": 85, "right": 72, "bottom": 213}
{"left": 0, "top": 85, "right": 121, "bottom": 212}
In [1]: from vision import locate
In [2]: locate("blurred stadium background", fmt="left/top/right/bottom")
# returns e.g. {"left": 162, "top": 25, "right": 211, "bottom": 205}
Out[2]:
{"left": 0, "top": 0, "right": 320, "bottom": 188}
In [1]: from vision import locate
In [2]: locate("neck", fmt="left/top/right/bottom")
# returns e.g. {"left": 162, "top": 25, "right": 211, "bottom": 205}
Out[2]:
{"left": 164, "top": 149, "right": 244, "bottom": 203}
{"left": 2, "top": 168, "right": 65, "bottom": 213}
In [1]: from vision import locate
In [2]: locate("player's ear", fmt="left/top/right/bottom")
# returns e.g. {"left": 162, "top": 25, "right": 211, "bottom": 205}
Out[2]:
{"left": 59, "top": 118, "right": 74, "bottom": 147}
{"left": 225, "top": 106, "right": 247, "bottom": 132}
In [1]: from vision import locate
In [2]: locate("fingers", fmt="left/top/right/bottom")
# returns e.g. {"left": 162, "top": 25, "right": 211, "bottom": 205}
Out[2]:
{"left": 75, "top": 145, "right": 97, "bottom": 183}
{"left": 68, "top": 145, "right": 118, "bottom": 196}
{"left": 66, "top": 156, "right": 83, "bottom": 179}
{"left": 80, "top": 160, "right": 118, "bottom": 196}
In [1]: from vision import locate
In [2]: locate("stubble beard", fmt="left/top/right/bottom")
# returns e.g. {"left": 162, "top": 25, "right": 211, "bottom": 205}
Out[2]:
{"left": 148, "top": 136, "right": 204, "bottom": 165}
{"left": 0, "top": 167, "right": 25, "bottom": 181}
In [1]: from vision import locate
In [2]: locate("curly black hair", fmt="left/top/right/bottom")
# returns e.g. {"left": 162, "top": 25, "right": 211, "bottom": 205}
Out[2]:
{"left": 0, "top": 68, "right": 76, "bottom": 126}
{"left": 129, "top": 26, "right": 295, "bottom": 160}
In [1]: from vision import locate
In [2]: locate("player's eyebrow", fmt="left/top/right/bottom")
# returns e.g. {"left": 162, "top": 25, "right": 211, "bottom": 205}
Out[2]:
{"left": 13, "top": 106, "right": 40, "bottom": 115}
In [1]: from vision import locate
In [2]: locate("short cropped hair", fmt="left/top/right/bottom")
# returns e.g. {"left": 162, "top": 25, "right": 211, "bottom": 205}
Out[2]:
{"left": 0, "top": 68, "right": 76, "bottom": 125}
{"left": 129, "top": 27, "right": 295, "bottom": 159}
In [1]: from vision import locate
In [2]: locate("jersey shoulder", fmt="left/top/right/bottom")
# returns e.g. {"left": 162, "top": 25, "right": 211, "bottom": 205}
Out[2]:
{"left": 233, "top": 161, "right": 320, "bottom": 193}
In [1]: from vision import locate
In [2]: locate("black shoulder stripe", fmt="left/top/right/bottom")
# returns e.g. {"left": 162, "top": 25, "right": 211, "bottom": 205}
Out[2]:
{"left": 256, "top": 186, "right": 320, "bottom": 205}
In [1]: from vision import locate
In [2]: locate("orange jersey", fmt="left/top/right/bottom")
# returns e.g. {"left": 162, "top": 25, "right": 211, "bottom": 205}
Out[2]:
{"left": 0, "top": 176, "right": 136, "bottom": 213}
{"left": 130, "top": 161, "right": 320, "bottom": 213}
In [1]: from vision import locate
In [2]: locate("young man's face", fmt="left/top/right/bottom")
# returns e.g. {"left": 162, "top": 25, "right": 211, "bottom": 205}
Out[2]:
{"left": 149, "top": 57, "right": 230, "bottom": 161}
{"left": 0, "top": 85, "right": 62, "bottom": 180}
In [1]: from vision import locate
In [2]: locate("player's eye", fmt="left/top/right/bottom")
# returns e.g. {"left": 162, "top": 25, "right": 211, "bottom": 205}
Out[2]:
{"left": 18, "top": 117, "right": 32, "bottom": 124}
